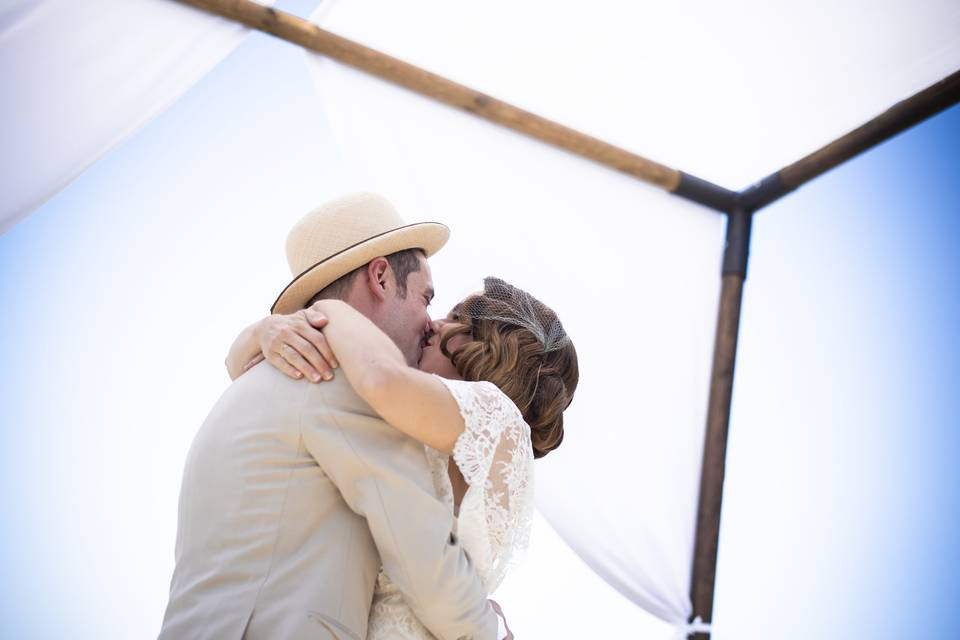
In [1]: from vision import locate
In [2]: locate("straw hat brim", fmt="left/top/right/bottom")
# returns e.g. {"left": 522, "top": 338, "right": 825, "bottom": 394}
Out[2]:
{"left": 270, "top": 221, "right": 449, "bottom": 314}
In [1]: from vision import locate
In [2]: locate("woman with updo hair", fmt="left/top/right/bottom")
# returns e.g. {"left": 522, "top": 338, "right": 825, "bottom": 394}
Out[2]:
{"left": 227, "top": 276, "right": 578, "bottom": 640}
{"left": 427, "top": 278, "right": 578, "bottom": 460}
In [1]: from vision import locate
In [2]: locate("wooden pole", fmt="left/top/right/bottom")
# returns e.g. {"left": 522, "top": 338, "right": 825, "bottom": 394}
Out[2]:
{"left": 686, "top": 74, "right": 960, "bottom": 636}
{"left": 779, "top": 68, "right": 960, "bottom": 190}
{"left": 689, "top": 275, "right": 743, "bottom": 637}
{"left": 176, "top": 0, "right": 684, "bottom": 192}
{"left": 739, "top": 68, "right": 960, "bottom": 212}
{"left": 688, "top": 206, "right": 752, "bottom": 638}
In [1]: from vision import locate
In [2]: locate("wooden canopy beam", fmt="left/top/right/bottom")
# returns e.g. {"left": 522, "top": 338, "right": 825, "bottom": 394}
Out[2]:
{"left": 175, "top": 0, "right": 744, "bottom": 210}
{"left": 739, "top": 68, "right": 960, "bottom": 212}
{"left": 176, "top": 0, "right": 959, "bottom": 218}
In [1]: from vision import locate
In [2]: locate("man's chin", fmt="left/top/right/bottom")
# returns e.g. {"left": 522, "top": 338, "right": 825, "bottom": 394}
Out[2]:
{"left": 407, "top": 349, "right": 423, "bottom": 369}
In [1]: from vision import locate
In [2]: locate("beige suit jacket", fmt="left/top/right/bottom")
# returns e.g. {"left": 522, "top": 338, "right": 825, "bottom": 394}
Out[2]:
{"left": 159, "top": 362, "right": 497, "bottom": 640}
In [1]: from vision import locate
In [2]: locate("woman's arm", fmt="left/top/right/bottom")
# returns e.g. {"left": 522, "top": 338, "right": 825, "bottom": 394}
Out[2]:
{"left": 225, "top": 319, "right": 265, "bottom": 380}
{"left": 314, "top": 299, "right": 466, "bottom": 454}
{"left": 224, "top": 309, "right": 337, "bottom": 382}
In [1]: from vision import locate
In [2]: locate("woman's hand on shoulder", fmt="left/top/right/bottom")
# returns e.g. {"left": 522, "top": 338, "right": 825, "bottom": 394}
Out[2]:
{"left": 256, "top": 303, "right": 338, "bottom": 383}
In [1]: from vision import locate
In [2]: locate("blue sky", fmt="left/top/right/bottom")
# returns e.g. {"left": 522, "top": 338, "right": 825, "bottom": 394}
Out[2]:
{"left": 0, "top": 1, "right": 957, "bottom": 636}
{"left": 717, "top": 102, "right": 960, "bottom": 638}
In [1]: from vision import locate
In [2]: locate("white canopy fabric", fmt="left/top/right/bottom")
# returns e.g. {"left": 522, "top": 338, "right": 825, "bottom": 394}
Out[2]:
{"left": 301, "top": 0, "right": 960, "bottom": 631}
{"left": 307, "top": 0, "right": 960, "bottom": 191}
{"left": 0, "top": 0, "right": 273, "bottom": 235}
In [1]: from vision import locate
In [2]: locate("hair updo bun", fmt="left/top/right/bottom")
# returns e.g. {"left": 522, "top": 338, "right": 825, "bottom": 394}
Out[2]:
{"left": 439, "top": 279, "right": 579, "bottom": 459}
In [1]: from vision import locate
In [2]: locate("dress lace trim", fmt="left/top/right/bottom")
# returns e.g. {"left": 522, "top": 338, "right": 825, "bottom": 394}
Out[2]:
{"left": 367, "top": 377, "right": 535, "bottom": 639}
{"left": 441, "top": 377, "right": 535, "bottom": 592}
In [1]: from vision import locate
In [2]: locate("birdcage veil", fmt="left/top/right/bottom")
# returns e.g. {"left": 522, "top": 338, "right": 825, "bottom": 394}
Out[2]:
{"left": 453, "top": 277, "right": 571, "bottom": 353}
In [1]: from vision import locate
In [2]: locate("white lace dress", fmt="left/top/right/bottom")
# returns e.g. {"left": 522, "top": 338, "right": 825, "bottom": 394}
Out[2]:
{"left": 366, "top": 377, "right": 535, "bottom": 639}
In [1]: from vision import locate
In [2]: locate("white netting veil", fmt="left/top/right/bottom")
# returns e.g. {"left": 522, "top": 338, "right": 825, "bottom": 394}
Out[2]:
{"left": 454, "top": 277, "right": 571, "bottom": 354}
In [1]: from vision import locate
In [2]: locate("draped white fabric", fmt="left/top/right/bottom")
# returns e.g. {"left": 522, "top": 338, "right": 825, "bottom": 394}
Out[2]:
{"left": 0, "top": 0, "right": 273, "bottom": 235}
{"left": 304, "top": 0, "right": 959, "bottom": 191}
{"left": 302, "top": 0, "right": 960, "bottom": 630}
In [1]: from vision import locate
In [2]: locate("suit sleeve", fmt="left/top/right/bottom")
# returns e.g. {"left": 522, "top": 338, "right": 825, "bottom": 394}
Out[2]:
{"left": 298, "top": 379, "right": 498, "bottom": 640}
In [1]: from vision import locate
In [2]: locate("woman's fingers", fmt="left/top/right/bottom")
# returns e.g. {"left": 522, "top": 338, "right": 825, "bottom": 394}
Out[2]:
{"left": 285, "top": 332, "right": 334, "bottom": 382}
{"left": 299, "top": 306, "right": 338, "bottom": 370}
{"left": 254, "top": 308, "right": 341, "bottom": 382}
{"left": 267, "top": 354, "right": 303, "bottom": 380}
{"left": 301, "top": 315, "right": 338, "bottom": 369}
{"left": 258, "top": 311, "right": 337, "bottom": 382}
{"left": 270, "top": 342, "right": 319, "bottom": 381}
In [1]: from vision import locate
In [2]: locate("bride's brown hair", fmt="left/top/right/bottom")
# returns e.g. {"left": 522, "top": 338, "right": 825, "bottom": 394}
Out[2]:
{"left": 439, "top": 278, "right": 579, "bottom": 459}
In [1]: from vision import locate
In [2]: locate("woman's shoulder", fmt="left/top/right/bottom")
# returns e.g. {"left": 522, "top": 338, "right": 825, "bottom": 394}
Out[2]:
{"left": 434, "top": 376, "right": 524, "bottom": 421}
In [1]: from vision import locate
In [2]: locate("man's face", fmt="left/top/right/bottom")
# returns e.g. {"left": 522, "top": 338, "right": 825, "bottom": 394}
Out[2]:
{"left": 380, "top": 254, "right": 435, "bottom": 366}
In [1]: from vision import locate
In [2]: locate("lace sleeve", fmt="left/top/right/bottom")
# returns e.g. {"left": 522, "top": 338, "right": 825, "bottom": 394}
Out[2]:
{"left": 437, "top": 377, "right": 535, "bottom": 592}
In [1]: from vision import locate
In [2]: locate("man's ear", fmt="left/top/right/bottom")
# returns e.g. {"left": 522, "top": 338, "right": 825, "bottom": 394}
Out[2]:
{"left": 364, "top": 257, "right": 391, "bottom": 301}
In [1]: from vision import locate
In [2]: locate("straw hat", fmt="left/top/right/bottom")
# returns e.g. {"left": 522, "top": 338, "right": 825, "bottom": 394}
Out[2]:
{"left": 270, "top": 192, "right": 449, "bottom": 314}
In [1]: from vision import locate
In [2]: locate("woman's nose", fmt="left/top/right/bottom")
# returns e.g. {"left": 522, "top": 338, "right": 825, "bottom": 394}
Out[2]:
{"left": 430, "top": 319, "right": 444, "bottom": 334}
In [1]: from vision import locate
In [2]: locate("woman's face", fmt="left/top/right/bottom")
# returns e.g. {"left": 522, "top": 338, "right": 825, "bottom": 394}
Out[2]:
{"left": 418, "top": 312, "right": 471, "bottom": 379}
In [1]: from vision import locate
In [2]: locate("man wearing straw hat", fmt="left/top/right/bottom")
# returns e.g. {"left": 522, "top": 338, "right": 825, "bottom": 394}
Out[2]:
{"left": 160, "top": 193, "right": 508, "bottom": 640}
